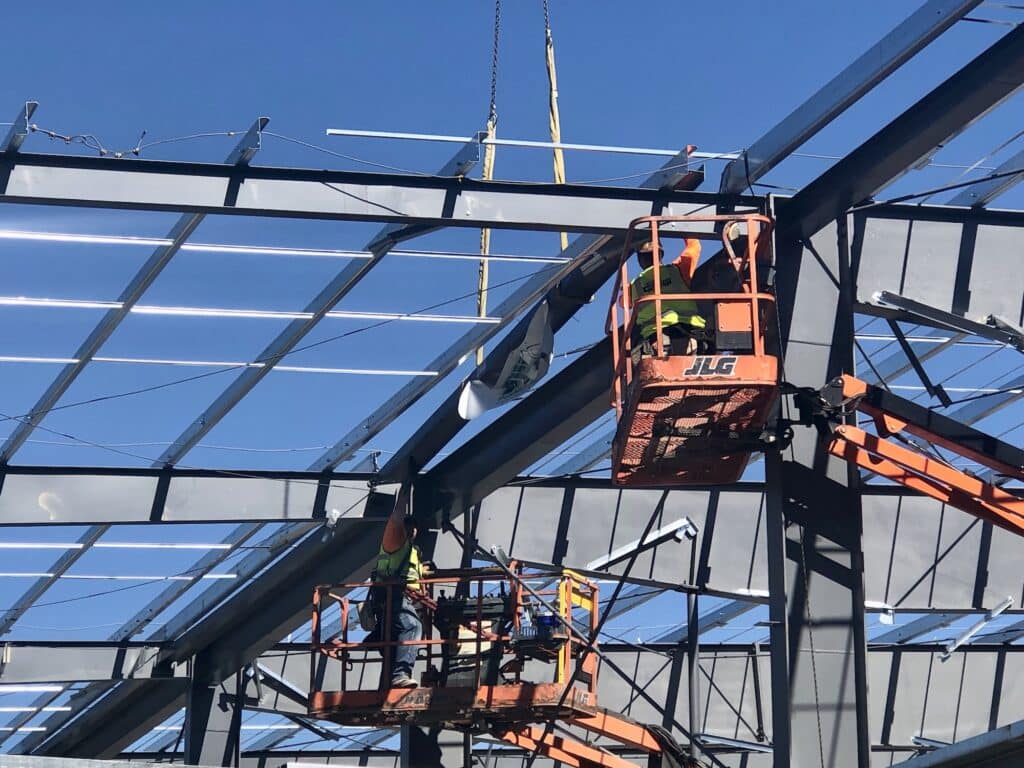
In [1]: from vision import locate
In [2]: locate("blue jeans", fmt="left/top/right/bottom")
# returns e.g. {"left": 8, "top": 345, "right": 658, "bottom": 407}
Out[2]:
{"left": 390, "top": 593, "right": 422, "bottom": 682}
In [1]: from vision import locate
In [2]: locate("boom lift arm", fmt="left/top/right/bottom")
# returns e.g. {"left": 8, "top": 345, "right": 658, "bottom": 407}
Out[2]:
{"left": 809, "top": 374, "right": 1024, "bottom": 538}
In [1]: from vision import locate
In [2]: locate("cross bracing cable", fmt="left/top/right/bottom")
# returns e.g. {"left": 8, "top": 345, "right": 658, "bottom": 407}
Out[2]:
{"left": 0, "top": 264, "right": 564, "bottom": 434}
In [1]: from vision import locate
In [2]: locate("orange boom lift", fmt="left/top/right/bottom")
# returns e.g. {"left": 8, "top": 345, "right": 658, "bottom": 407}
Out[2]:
{"left": 608, "top": 214, "right": 780, "bottom": 487}
{"left": 309, "top": 565, "right": 689, "bottom": 767}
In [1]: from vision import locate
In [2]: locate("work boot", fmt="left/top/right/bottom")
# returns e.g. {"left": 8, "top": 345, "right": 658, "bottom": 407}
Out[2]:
{"left": 391, "top": 676, "right": 418, "bottom": 689}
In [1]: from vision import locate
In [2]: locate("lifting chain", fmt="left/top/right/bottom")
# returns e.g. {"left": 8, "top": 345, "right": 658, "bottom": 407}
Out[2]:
{"left": 489, "top": 0, "right": 501, "bottom": 126}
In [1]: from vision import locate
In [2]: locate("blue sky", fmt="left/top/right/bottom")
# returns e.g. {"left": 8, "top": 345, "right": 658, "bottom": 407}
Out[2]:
{"left": 2, "top": 0, "right": 1024, "bottom": 752}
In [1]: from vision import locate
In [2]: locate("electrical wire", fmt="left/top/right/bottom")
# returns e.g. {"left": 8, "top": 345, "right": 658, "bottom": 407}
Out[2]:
{"left": 0, "top": 495, "right": 367, "bottom": 618}
{"left": 12, "top": 437, "right": 367, "bottom": 454}
{"left": 919, "top": 128, "right": 1024, "bottom": 204}
{"left": 526, "top": 412, "right": 614, "bottom": 476}
{"left": 0, "top": 263, "right": 563, "bottom": 429}
{"left": 0, "top": 563, "right": 231, "bottom": 611}
{"left": 28, "top": 124, "right": 248, "bottom": 159}
{"left": 936, "top": 380, "right": 1024, "bottom": 407}
{"left": 262, "top": 131, "right": 431, "bottom": 176}
{"left": 572, "top": 150, "right": 741, "bottom": 186}
{"left": 0, "top": 407, "right": 367, "bottom": 495}
{"left": 137, "top": 131, "right": 245, "bottom": 154}
{"left": 853, "top": 165, "right": 1024, "bottom": 210}
{"left": 26, "top": 122, "right": 438, "bottom": 175}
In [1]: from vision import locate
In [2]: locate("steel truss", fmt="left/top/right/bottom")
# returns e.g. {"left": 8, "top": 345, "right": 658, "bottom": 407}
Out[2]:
{"left": 5, "top": 7, "right": 1024, "bottom": 767}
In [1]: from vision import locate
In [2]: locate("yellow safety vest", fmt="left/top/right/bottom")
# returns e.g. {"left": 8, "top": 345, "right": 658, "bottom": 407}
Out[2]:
{"left": 630, "top": 265, "right": 705, "bottom": 339}
{"left": 376, "top": 541, "right": 422, "bottom": 591}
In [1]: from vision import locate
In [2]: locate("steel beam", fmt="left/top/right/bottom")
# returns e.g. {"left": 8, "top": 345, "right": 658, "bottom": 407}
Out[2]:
{"left": 977, "top": 618, "right": 1024, "bottom": 644}
{"left": 1, "top": 101, "right": 38, "bottom": 154}
{"left": 310, "top": 233, "right": 615, "bottom": 473}
{"left": 184, "top": 670, "right": 242, "bottom": 766}
{"left": 22, "top": 516, "right": 385, "bottom": 758}
{"left": 586, "top": 517, "right": 697, "bottom": 571}
{"left": 891, "top": 719, "right": 1024, "bottom": 767}
{"left": 719, "top": 0, "right": 981, "bottom": 194}
{"left": 863, "top": 326, "right": 966, "bottom": 385}
{"left": 12, "top": 524, "right": 317, "bottom": 751}
{"left": 0, "top": 151, "right": 742, "bottom": 233}
{"left": 19, "top": 607, "right": 1022, "bottom": 684}
{"left": 0, "top": 526, "right": 106, "bottom": 634}
{"left": 111, "top": 523, "right": 262, "bottom": 642}
{"left": 781, "top": 23, "right": 1024, "bottom": 241}
{"left": 147, "top": 523, "right": 319, "bottom": 644}
{"left": 873, "top": 613, "right": 960, "bottom": 645}
{"left": 547, "top": 425, "right": 616, "bottom": 476}
{"left": 654, "top": 600, "right": 760, "bottom": 643}
{"left": 0, "top": 117, "right": 268, "bottom": 465}
{"left": 0, "top": 643, "right": 179, "bottom": 683}
{"left": 154, "top": 139, "right": 481, "bottom": 467}
{"left": 416, "top": 338, "right": 613, "bottom": 519}
{"left": 948, "top": 145, "right": 1024, "bottom": 207}
{"left": 872, "top": 291, "right": 1024, "bottom": 352}
{"left": 317, "top": 153, "right": 710, "bottom": 475}
{"left": 17, "top": 681, "right": 187, "bottom": 759}
{"left": 0, "top": 468, "right": 371, "bottom": 525}
{"left": 768, "top": 214, "right": 871, "bottom": 766}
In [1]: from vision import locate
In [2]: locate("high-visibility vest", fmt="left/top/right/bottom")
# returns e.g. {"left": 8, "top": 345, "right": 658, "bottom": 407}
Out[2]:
{"left": 630, "top": 264, "right": 705, "bottom": 339}
{"left": 376, "top": 540, "right": 422, "bottom": 591}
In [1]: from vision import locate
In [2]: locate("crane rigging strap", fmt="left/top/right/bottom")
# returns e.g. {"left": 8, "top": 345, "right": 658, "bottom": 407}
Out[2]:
{"left": 476, "top": 0, "right": 501, "bottom": 365}
{"left": 544, "top": 0, "right": 569, "bottom": 253}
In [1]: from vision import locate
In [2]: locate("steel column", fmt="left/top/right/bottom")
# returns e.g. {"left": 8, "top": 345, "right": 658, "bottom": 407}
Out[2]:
{"left": 767, "top": 215, "right": 871, "bottom": 767}
{"left": 184, "top": 667, "right": 243, "bottom": 766}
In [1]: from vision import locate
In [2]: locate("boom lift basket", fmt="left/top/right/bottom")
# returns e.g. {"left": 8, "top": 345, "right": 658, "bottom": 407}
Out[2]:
{"left": 307, "top": 567, "right": 682, "bottom": 765}
{"left": 608, "top": 214, "right": 779, "bottom": 487}
{"left": 308, "top": 566, "right": 600, "bottom": 727}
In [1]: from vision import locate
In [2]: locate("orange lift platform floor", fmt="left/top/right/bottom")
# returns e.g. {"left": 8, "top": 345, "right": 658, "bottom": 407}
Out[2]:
{"left": 608, "top": 214, "right": 779, "bottom": 487}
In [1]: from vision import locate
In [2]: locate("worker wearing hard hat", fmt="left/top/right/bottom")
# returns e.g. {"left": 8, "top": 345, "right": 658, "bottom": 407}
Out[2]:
{"left": 630, "top": 238, "right": 706, "bottom": 355}
{"left": 373, "top": 501, "right": 426, "bottom": 689}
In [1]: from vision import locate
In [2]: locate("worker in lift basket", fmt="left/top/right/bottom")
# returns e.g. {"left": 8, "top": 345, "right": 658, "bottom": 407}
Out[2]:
{"left": 373, "top": 505, "right": 426, "bottom": 689}
{"left": 630, "top": 237, "right": 706, "bottom": 356}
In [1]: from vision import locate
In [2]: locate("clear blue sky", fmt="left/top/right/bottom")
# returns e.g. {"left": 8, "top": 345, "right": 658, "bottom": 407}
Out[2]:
{"left": 2, "top": 0, "right": 1024, "bottom": 750}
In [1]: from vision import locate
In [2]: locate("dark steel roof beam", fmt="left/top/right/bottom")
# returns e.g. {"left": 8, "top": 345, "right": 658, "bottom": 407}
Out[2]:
{"left": 719, "top": 0, "right": 981, "bottom": 194}
{"left": 781, "top": 22, "right": 1024, "bottom": 241}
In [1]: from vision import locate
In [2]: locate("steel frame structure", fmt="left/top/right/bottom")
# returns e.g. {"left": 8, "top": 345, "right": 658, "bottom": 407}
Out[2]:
{"left": 4, "top": 5, "right": 1024, "bottom": 767}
